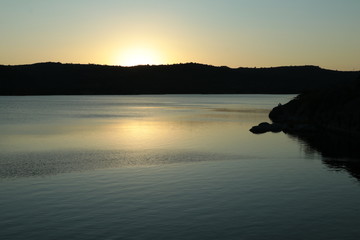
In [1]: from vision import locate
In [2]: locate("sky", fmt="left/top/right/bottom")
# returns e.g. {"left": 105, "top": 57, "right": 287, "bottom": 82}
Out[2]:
{"left": 1, "top": 0, "right": 359, "bottom": 70}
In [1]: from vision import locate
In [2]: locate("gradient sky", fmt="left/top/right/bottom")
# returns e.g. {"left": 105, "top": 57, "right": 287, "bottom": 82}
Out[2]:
{"left": 1, "top": 0, "right": 359, "bottom": 70}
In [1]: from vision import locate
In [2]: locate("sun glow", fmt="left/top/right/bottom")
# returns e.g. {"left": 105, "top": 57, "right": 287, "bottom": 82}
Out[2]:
{"left": 115, "top": 47, "right": 163, "bottom": 66}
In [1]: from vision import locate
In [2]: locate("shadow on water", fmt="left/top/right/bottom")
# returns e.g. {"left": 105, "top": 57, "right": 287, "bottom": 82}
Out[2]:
{"left": 287, "top": 131, "right": 360, "bottom": 181}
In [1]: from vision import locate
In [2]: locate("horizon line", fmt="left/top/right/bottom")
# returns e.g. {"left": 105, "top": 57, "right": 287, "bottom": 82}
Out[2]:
{"left": 1, "top": 61, "right": 359, "bottom": 72}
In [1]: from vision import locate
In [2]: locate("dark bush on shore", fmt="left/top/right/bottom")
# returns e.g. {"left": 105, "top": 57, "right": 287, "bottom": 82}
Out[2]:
{"left": 269, "top": 77, "right": 360, "bottom": 136}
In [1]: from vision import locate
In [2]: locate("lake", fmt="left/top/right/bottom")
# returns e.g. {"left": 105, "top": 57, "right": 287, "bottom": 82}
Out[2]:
{"left": 1, "top": 95, "right": 360, "bottom": 240}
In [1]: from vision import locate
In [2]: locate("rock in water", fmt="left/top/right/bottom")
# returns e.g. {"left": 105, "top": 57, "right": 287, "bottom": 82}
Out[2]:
{"left": 250, "top": 122, "right": 269, "bottom": 134}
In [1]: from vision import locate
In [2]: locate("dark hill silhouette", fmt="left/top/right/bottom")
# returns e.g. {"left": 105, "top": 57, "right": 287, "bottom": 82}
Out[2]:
{"left": 0, "top": 62, "right": 359, "bottom": 95}
{"left": 269, "top": 77, "right": 360, "bottom": 137}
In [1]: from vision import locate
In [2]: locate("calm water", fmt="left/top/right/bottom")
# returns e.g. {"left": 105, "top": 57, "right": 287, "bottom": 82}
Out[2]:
{"left": 1, "top": 95, "right": 360, "bottom": 240}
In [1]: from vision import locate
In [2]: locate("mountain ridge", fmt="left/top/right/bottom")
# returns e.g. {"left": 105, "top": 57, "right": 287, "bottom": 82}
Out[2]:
{"left": 1, "top": 62, "right": 359, "bottom": 95}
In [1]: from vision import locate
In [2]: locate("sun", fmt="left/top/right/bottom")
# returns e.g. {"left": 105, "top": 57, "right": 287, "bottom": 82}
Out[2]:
{"left": 115, "top": 47, "right": 163, "bottom": 66}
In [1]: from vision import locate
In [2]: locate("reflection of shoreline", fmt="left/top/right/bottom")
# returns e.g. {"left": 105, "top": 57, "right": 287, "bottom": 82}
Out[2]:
{"left": 286, "top": 131, "right": 360, "bottom": 181}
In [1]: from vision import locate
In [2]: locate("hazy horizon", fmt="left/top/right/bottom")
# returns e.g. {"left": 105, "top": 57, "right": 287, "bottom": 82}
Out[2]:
{"left": 2, "top": 61, "right": 359, "bottom": 72}
{"left": 1, "top": 0, "right": 360, "bottom": 71}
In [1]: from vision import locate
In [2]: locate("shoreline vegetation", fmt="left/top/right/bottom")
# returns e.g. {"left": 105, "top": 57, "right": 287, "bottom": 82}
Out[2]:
{"left": 1, "top": 62, "right": 359, "bottom": 95}
{"left": 251, "top": 76, "right": 360, "bottom": 158}
{"left": 269, "top": 77, "right": 360, "bottom": 137}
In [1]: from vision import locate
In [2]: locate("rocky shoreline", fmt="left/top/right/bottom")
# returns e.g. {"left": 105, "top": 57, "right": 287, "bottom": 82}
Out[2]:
{"left": 251, "top": 77, "right": 360, "bottom": 137}
{"left": 249, "top": 121, "right": 317, "bottom": 134}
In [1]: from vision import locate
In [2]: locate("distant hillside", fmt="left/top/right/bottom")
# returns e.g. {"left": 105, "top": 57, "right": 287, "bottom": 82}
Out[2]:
{"left": 0, "top": 62, "right": 358, "bottom": 95}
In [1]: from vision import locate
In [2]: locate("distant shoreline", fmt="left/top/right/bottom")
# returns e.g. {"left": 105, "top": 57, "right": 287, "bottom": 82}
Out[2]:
{"left": 1, "top": 62, "right": 359, "bottom": 96}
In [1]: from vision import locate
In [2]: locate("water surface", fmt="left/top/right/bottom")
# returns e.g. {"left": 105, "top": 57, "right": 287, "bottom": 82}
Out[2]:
{"left": 1, "top": 95, "right": 360, "bottom": 240}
